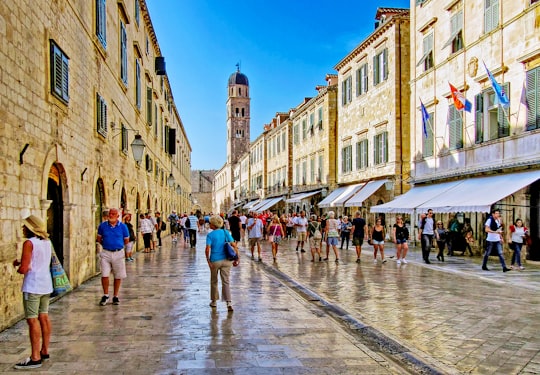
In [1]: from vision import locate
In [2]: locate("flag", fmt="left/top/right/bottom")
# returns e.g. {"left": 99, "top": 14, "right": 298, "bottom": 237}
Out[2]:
{"left": 449, "top": 82, "right": 472, "bottom": 112}
{"left": 420, "top": 100, "right": 430, "bottom": 138}
{"left": 520, "top": 80, "right": 529, "bottom": 110}
{"left": 483, "top": 62, "right": 510, "bottom": 108}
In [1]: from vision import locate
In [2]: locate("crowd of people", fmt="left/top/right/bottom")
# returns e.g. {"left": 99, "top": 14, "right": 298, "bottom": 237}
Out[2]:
{"left": 10, "top": 206, "right": 530, "bottom": 370}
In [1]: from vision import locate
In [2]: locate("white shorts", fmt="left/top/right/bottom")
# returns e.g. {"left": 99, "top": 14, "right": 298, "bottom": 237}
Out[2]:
{"left": 100, "top": 249, "right": 127, "bottom": 279}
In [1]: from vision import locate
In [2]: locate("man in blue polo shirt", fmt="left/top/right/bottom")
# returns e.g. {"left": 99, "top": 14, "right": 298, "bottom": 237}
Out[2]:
{"left": 96, "top": 208, "right": 129, "bottom": 306}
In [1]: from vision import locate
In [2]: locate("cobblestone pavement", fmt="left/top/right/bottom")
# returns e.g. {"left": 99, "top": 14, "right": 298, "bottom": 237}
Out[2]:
{"left": 1, "top": 233, "right": 413, "bottom": 375}
{"left": 247, "top": 235, "right": 540, "bottom": 375}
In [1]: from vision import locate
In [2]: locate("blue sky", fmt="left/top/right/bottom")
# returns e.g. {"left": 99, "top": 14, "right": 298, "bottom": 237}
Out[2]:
{"left": 145, "top": 0, "right": 410, "bottom": 170}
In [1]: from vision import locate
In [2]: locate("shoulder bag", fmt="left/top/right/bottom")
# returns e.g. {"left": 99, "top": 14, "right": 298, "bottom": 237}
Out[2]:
{"left": 223, "top": 229, "right": 238, "bottom": 261}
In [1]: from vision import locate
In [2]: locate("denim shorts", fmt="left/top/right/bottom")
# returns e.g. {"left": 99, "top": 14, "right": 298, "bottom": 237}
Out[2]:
{"left": 372, "top": 240, "right": 384, "bottom": 245}
{"left": 396, "top": 239, "right": 407, "bottom": 244}
{"left": 327, "top": 237, "right": 339, "bottom": 246}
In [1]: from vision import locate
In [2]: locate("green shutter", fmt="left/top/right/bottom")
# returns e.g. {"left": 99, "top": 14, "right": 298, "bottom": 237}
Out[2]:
{"left": 373, "top": 55, "right": 379, "bottom": 85}
{"left": 475, "top": 93, "right": 484, "bottom": 143}
{"left": 498, "top": 82, "right": 510, "bottom": 137}
{"left": 526, "top": 68, "right": 539, "bottom": 130}
{"left": 382, "top": 49, "right": 388, "bottom": 80}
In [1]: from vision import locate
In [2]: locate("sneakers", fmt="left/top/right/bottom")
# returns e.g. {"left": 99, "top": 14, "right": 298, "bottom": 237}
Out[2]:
{"left": 226, "top": 301, "right": 234, "bottom": 312}
{"left": 209, "top": 301, "right": 217, "bottom": 308}
{"left": 382, "top": 259, "right": 387, "bottom": 264}
{"left": 300, "top": 249, "right": 306, "bottom": 253}
{"left": 14, "top": 357, "right": 42, "bottom": 370}
{"left": 373, "top": 259, "right": 378, "bottom": 264}
{"left": 356, "top": 258, "right": 361, "bottom": 263}
{"left": 40, "top": 353, "right": 50, "bottom": 361}
{"left": 396, "top": 259, "right": 401, "bottom": 265}
{"left": 112, "top": 296, "right": 120, "bottom": 305}
{"left": 401, "top": 258, "right": 408, "bottom": 264}
{"left": 519, "top": 266, "right": 525, "bottom": 270}
{"left": 99, "top": 295, "right": 109, "bottom": 306}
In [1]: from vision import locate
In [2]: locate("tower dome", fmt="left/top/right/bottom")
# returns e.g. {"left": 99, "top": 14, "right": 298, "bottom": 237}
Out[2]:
{"left": 228, "top": 67, "right": 249, "bottom": 86}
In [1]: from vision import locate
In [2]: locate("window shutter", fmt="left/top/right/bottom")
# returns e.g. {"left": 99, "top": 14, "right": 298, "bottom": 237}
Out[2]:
{"left": 146, "top": 87, "right": 152, "bottom": 125}
{"left": 61, "top": 55, "right": 69, "bottom": 99}
{"left": 373, "top": 55, "right": 379, "bottom": 85}
{"left": 364, "top": 140, "right": 369, "bottom": 168}
{"left": 363, "top": 64, "right": 369, "bottom": 92}
{"left": 485, "top": 0, "right": 493, "bottom": 33}
{"left": 526, "top": 68, "right": 539, "bottom": 130}
{"left": 497, "top": 82, "right": 510, "bottom": 137}
{"left": 356, "top": 69, "right": 360, "bottom": 97}
{"left": 342, "top": 81, "right": 346, "bottom": 105}
{"left": 382, "top": 49, "right": 388, "bottom": 80}
{"left": 383, "top": 132, "right": 388, "bottom": 162}
{"left": 475, "top": 93, "right": 484, "bottom": 143}
{"left": 491, "top": 0, "right": 499, "bottom": 30}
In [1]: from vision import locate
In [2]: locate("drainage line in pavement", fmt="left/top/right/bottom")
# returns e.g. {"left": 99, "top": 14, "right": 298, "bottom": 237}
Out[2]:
{"left": 261, "top": 263, "right": 456, "bottom": 375}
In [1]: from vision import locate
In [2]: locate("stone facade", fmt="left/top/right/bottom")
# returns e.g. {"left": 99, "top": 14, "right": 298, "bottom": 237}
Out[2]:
{"left": 191, "top": 170, "right": 216, "bottom": 214}
{"left": 410, "top": 0, "right": 540, "bottom": 257}
{"left": 334, "top": 9, "right": 411, "bottom": 220}
{"left": 0, "top": 0, "right": 191, "bottom": 331}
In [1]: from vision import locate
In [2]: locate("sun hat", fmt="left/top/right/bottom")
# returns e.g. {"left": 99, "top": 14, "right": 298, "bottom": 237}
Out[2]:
{"left": 22, "top": 215, "right": 49, "bottom": 239}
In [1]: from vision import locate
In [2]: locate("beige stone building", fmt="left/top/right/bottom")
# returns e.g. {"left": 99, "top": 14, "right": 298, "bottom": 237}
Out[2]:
{"left": 328, "top": 8, "right": 411, "bottom": 223}
{"left": 287, "top": 77, "right": 339, "bottom": 215}
{"left": 191, "top": 170, "right": 216, "bottom": 214}
{"left": 0, "top": 0, "right": 191, "bottom": 330}
{"left": 373, "top": 0, "right": 540, "bottom": 258}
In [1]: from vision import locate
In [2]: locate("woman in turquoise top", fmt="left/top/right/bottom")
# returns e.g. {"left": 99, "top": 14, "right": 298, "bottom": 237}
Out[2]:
{"left": 205, "top": 215, "right": 239, "bottom": 311}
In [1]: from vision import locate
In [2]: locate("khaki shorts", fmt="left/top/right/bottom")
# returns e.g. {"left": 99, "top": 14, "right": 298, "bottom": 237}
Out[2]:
{"left": 100, "top": 249, "right": 127, "bottom": 279}
{"left": 23, "top": 292, "right": 50, "bottom": 319}
{"left": 297, "top": 232, "right": 307, "bottom": 241}
{"left": 249, "top": 237, "right": 261, "bottom": 247}
{"left": 310, "top": 239, "right": 322, "bottom": 249}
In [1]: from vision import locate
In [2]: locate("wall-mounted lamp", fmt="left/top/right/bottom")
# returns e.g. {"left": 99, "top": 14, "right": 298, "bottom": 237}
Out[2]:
{"left": 167, "top": 173, "right": 175, "bottom": 187}
{"left": 175, "top": 185, "right": 182, "bottom": 195}
{"left": 384, "top": 180, "right": 394, "bottom": 191}
{"left": 321, "top": 187, "right": 328, "bottom": 198}
{"left": 113, "top": 129, "right": 146, "bottom": 163}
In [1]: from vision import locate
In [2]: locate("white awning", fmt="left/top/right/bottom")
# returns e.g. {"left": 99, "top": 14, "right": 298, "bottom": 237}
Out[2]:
{"left": 243, "top": 200, "right": 260, "bottom": 210}
{"left": 318, "top": 184, "right": 363, "bottom": 208}
{"left": 416, "top": 170, "right": 540, "bottom": 213}
{"left": 248, "top": 199, "right": 270, "bottom": 212}
{"left": 286, "top": 190, "right": 321, "bottom": 204}
{"left": 332, "top": 183, "right": 365, "bottom": 206}
{"left": 370, "top": 180, "right": 462, "bottom": 214}
{"left": 254, "top": 197, "right": 284, "bottom": 213}
{"left": 344, "top": 179, "right": 388, "bottom": 207}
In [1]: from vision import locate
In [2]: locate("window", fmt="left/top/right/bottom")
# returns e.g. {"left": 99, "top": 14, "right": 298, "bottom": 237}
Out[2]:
{"left": 302, "top": 160, "right": 307, "bottom": 184}
{"left": 146, "top": 86, "right": 152, "bottom": 125}
{"left": 145, "top": 154, "right": 153, "bottom": 172}
{"left": 442, "top": 10, "right": 463, "bottom": 53}
{"left": 474, "top": 83, "right": 510, "bottom": 142}
{"left": 342, "top": 145, "right": 353, "bottom": 173}
{"left": 277, "top": 134, "right": 281, "bottom": 153}
{"left": 356, "top": 63, "right": 368, "bottom": 96}
{"left": 135, "top": 59, "right": 141, "bottom": 108}
{"left": 373, "top": 49, "right": 388, "bottom": 85}
{"left": 121, "top": 124, "right": 128, "bottom": 154}
{"left": 422, "top": 112, "right": 434, "bottom": 157}
{"left": 134, "top": 0, "right": 140, "bottom": 26}
{"left": 145, "top": 35, "right": 149, "bottom": 55}
{"left": 154, "top": 103, "right": 158, "bottom": 136}
{"left": 356, "top": 139, "right": 368, "bottom": 169}
{"left": 309, "top": 113, "right": 315, "bottom": 135}
{"left": 526, "top": 67, "right": 540, "bottom": 130}
{"left": 342, "top": 75, "right": 352, "bottom": 105}
{"left": 318, "top": 154, "right": 323, "bottom": 181}
{"left": 295, "top": 163, "right": 300, "bottom": 185}
{"left": 317, "top": 107, "right": 323, "bottom": 130}
{"left": 282, "top": 132, "right": 286, "bottom": 150}
{"left": 448, "top": 105, "right": 464, "bottom": 149}
{"left": 120, "top": 21, "right": 128, "bottom": 85}
{"left": 484, "top": 0, "right": 499, "bottom": 33}
{"left": 96, "top": 0, "right": 107, "bottom": 48}
{"left": 374, "top": 132, "right": 388, "bottom": 165}
{"left": 417, "top": 34, "right": 434, "bottom": 71}
{"left": 293, "top": 123, "right": 299, "bottom": 144}
{"left": 50, "top": 41, "right": 69, "bottom": 103}
{"left": 96, "top": 93, "right": 107, "bottom": 137}
{"left": 302, "top": 119, "right": 307, "bottom": 140}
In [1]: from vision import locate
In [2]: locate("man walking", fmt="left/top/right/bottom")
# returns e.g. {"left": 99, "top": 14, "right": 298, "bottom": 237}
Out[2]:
{"left": 351, "top": 211, "right": 368, "bottom": 263}
{"left": 247, "top": 212, "right": 264, "bottom": 261}
{"left": 418, "top": 209, "right": 435, "bottom": 264}
{"left": 168, "top": 210, "right": 179, "bottom": 242}
{"left": 96, "top": 208, "right": 129, "bottom": 306}
{"left": 228, "top": 210, "right": 242, "bottom": 245}
{"left": 155, "top": 211, "right": 163, "bottom": 247}
{"left": 294, "top": 210, "right": 308, "bottom": 253}
{"left": 482, "top": 209, "right": 511, "bottom": 272}
{"left": 187, "top": 211, "right": 199, "bottom": 248}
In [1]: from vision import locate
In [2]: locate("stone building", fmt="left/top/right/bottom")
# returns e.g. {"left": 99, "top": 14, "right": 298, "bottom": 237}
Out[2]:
{"left": 190, "top": 170, "right": 216, "bottom": 214}
{"left": 0, "top": 0, "right": 191, "bottom": 330}
{"left": 373, "top": 0, "right": 540, "bottom": 258}
{"left": 326, "top": 8, "right": 411, "bottom": 223}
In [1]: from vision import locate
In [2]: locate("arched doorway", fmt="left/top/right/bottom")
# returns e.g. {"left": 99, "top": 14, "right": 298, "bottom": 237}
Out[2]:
{"left": 47, "top": 164, "right": 64, "bottom": 263}
{"left": 529, "top": 180, "right": 540, "bottom": 260}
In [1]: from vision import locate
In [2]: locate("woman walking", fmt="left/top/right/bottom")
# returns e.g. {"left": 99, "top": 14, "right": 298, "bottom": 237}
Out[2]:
{"left": 123, "top": 213, "right": 136, "bottom": 262}
{"left": 205, "top": 215, "right": 239, "bottom": 311}
{"left": 324, "top": 211, "right": 340, "bottom": 263}
{"left": 370, "top": 218, "right": 387, "bottom": 263}
{"left": 268, "top": 216, "right": 285, "bottom": 262}
{"left": 392, "top": 216, "right": 409, "bottom": 265}
{"left": 339, "top": 216, "right": 352, "bottom": 250}
{"left": 508, "top": 218, "right": 528, "bottom": 270}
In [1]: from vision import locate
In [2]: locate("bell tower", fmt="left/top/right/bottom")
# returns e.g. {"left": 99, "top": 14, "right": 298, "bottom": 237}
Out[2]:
{"left": 226, "top": 65, "right": 250, "bottom": 165}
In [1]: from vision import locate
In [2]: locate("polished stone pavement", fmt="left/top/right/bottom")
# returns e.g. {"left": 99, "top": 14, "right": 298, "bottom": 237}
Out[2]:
{"left": 2, "top": 232, "right": 539, "bottom": 374}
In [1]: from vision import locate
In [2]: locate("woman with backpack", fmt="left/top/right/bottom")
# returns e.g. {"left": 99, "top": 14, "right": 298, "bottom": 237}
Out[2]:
{"left": 308, "top": 215, "right": 323, "bottom": 262}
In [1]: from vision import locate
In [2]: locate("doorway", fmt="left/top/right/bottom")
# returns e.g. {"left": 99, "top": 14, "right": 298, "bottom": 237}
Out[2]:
{"left": 47, "top": 164, "right": 64, "bottom": 264}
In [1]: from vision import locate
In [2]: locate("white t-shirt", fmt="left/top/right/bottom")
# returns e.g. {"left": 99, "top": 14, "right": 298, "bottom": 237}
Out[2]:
{"left": 485, "top": 217, "right": 502, "bottom": 242}
{"left": 239, "top": 215, "right": 247, "bottom": 225}
{"left": 294, "top": 216, "right": 308, "bottom": 232}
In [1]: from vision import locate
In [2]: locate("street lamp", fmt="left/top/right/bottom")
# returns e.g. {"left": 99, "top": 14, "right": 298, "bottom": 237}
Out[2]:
{"left": 176, "top": 185, "right": 182, "bottom": 195}
{"left": 130, "top": 134, "right": 146, "bottom": 163}
{"left": 167, "top": 173, "right": 175, "bottom": 187}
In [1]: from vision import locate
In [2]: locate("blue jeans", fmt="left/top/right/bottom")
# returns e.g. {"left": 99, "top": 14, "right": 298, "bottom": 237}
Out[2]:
{"left": 482, "top": 241, "right": 507, "bottom": 269}
{"left": 511, "top": 242, "right": 523, "bottom": 267}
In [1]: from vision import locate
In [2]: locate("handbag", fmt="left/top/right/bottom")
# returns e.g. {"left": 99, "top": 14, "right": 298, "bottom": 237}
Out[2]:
{"left": 223, "top": 229, "right": 238, "bottom": 261}
{"left": 50, "top": 247, "right": 72, "bottom": 296}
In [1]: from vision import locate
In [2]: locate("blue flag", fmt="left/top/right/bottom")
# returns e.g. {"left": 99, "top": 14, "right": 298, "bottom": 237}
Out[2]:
{"left": 420, "top": 100, "right": 430, "bottom": 138}
{"left": 483, "top": 62, "right": 510, "bottom": 108}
